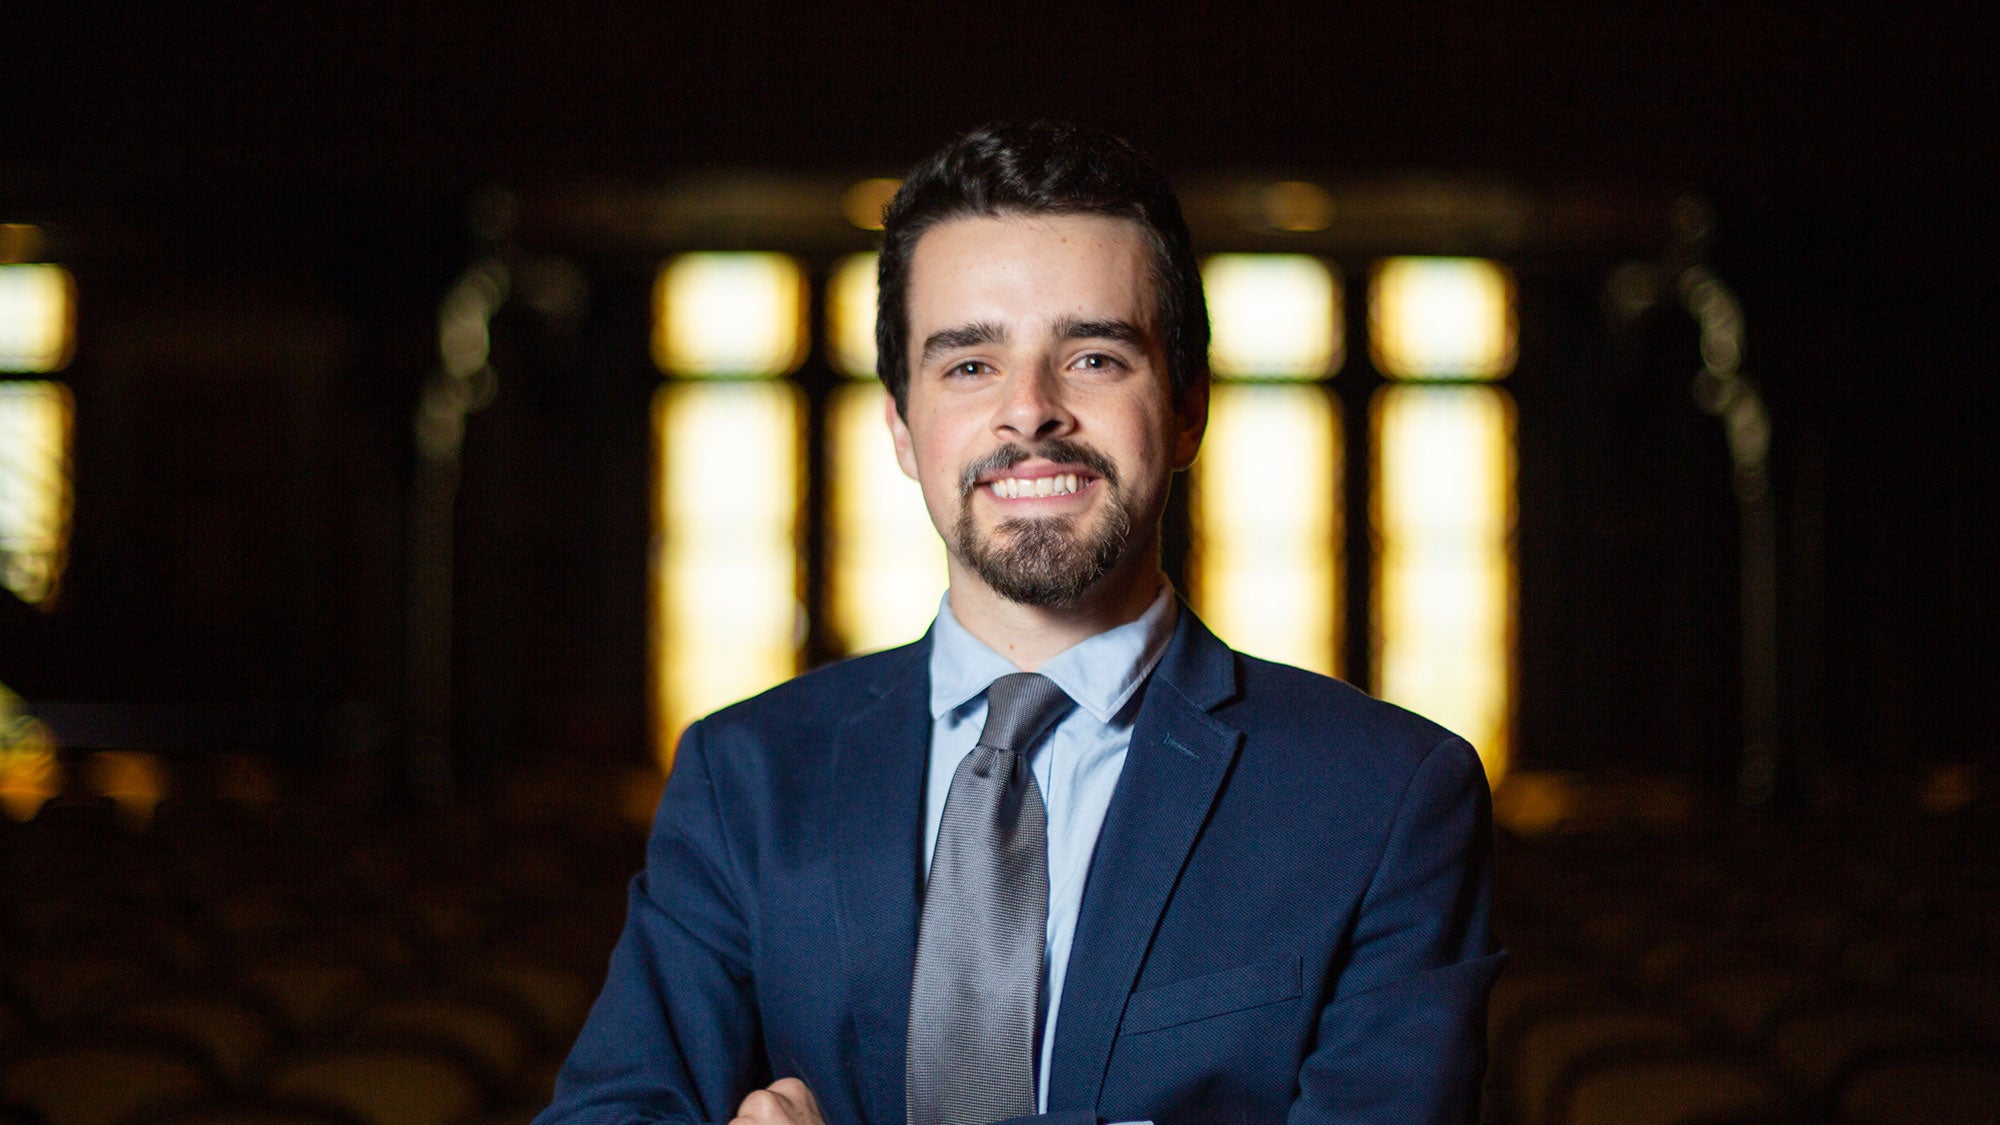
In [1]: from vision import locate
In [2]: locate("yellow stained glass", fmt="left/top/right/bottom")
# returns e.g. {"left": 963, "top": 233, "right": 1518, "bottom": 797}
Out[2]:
{"left": 1372, "top": 384, "right": 1515, "bottom": 781}
{"left": 1203, "top": 255, "right": 1342, "bottom": 379}
{"left": 651, "top": 253, "right": 807, "bottom": 377}
{"left": 1191, "top": 384, "right": 1342, "bottom": 676}
{"left": 827, "top": 253, "right": 880, "bottom": 379}
{"left": 651, "top": 382, "right": 802, "bottom": 773}
{"left": 1369, "top": 257, "right": 1516, "bottom": 380}
{"left": 0, "top": 264, "right": 76, "bottom": 374}
{"left": 827, "top": 383, "right": 947, "bottom": 654}
{"left": 0, "top": 381, "right": 73, "bottom": 606}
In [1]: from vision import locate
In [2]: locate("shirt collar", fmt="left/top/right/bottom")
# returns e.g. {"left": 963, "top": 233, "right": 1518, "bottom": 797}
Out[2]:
{"left": 927, "top": 582, "right": 1179, "bottom": 725}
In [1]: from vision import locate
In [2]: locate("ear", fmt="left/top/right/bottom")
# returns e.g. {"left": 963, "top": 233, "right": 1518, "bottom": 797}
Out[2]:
{"left": 885, "top": 389, "right": 921, "bottom": 482}
{"left": 1172, "top": 373, "right": 1210, "bottom": 470}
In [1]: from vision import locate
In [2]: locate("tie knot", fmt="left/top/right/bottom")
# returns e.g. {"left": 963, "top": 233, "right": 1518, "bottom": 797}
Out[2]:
{"left": 977, "top": 672, "right": 1074, "bottom": 756}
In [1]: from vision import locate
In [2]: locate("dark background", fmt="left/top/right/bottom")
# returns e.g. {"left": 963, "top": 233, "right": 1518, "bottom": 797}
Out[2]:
{"left": 4, "top": 2, "right": 1994, "bottom": 799}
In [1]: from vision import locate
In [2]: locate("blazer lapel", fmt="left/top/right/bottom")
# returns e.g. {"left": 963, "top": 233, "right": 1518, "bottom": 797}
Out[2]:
{"left": 829, "top": 639, "right": 932, "bottom": 1125}
{"left": 1047, "top": 608, "right": 1242, "bottom": 1112}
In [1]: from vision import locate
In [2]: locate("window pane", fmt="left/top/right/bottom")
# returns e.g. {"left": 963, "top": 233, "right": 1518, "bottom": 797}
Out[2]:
{"left": 1369, "top": 257, "right": 1516, "bottom": 380}
{"left": 0, "top": 264, "right": 76, "bottom": 374}
{"left": 826, "top": 253, "right": 879, "bottom": 379}
{"left": 651, "top": 382, "right": 802, "bottom": 772}
{"left": 0, "top": 380, "right": 74, "bottom": 606}
{"left": 826, "top": 383, "right": 946, "bottom": 654}
{"left": 651, "top": 253, "right": 807, "bottom": 378}
{"left": 1372, "top": 384, "right": 1515, "bottom": 780}
{"left": 1191, "top": 383, "right": 1342, "bottom": 676}
{"left": 1203, "top": 255, "right": 1342, "bottom": 379}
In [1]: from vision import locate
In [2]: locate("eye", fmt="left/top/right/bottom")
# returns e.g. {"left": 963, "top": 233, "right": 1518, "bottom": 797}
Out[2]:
{"left": 1074, "top": 352, "right": 1123, "bottom": 372}
{"left": 947, "top": 359, "right": 991, "bottom": 377}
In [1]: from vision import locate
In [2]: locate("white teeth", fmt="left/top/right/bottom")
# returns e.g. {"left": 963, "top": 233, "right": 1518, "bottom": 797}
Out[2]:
{"left": 991, "top": 473, "right": 1085, "bottom": 498}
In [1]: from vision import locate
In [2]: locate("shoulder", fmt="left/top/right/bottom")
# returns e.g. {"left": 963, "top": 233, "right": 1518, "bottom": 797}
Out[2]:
{"left": 1230, "top": 653, "right": 1459, "bottom": 753}
{"left": 1212, "top": 650, "right": 1486, "bottom": 802}
{"left": 687, "top": 636, "right": 928, "bottom": 748}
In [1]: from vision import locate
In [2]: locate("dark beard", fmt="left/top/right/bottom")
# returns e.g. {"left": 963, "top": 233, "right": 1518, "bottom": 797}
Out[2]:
{"left": 953, "top": 440, "right": 1132, "bottom": 608}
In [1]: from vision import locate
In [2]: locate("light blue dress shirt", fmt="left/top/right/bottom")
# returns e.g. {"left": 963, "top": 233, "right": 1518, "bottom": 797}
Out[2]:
{"left": 924, "top": 584, "right": 1178, "bottom": 1114}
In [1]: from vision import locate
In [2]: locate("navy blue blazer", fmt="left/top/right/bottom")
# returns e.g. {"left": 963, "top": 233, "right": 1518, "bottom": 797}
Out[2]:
{"left": 540, "top": 608, "right": 1503, "bottom": 1124}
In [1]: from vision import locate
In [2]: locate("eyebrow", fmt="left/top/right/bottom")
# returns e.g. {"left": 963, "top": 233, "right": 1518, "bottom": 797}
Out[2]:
{"left": 1052, "top": 316, "right": 1149, "bottom": 348}
{"left": 917, "top": 316, "right": 1152, "bottom": 368}
{"left": 919, "top": 321, "right": 1006, "bottom": 367}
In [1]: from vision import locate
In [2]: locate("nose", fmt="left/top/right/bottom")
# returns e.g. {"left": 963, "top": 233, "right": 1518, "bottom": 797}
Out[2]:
{"left": 991, "top": 363, "right": 1075, "bottom": 442}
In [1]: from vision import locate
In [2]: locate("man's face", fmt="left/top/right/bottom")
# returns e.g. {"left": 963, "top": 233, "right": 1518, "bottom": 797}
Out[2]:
{"left": 888, "top": 212, "right": 1204, "bottom": 609}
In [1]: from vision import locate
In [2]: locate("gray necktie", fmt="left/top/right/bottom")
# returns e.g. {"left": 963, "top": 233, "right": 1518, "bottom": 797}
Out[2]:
{"left": 907, "top": 672, "right": 1074, "bottom": 1125}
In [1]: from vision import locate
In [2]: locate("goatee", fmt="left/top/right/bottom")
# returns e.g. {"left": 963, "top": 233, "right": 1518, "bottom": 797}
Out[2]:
{"left": 953, "top": 440, "right": 1132, "bottom": 609}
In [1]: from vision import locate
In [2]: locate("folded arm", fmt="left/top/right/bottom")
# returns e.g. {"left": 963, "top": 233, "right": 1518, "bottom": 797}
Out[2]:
{"left": 1291, "top": 736, "right": 1505, "bottom": 1124}
{"left": 537, "top": 721, "right": 771, "bottom": 1125}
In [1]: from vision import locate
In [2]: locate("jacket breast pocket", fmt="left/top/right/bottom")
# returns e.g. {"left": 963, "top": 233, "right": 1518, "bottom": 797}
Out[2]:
{"left": 1118, "top": 954, "right": 1303, "bottom": 1037}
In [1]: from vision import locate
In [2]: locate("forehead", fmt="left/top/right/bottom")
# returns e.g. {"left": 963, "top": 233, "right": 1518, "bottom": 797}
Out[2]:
{"left": 905, "top": 212, "right": 1158, "bottom": 335}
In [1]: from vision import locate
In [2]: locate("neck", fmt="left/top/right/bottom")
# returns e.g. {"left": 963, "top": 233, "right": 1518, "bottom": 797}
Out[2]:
{"left": 944, "top": 548, "right": 1166, "bottom": 671}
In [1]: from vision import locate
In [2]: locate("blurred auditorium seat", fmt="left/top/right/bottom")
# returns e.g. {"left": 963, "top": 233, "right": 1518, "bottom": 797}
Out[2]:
{"left": 1833, "top": 1048, "right": 2000, "bottom": 1124}
{"left": 238, "top": 956, "right": 378, "bottom": 1042}
{"left": 1483, "top": 966, "right": 1621, "bottom": 1122}
{"left": 4, "top": 951, "right": 164, "bottom": 1029}
{"left": 0, "top": 1037, "right": 215, "bottom": 1125}
{"left": 345, "top": 994, "right": 535, "bottom": 1094}
{"left": 460, "top": 959, "right": 594, "bottom": 1056}
{"left": 1764, "top": 1002, "right": 1963, "bottom": 1097}
{"left": 141, "top": 1097, "right": 370, "bottom": 1125}
{"left": 103, "top": 995, "right": 278, "bottom": 1087}
{"left": 1507, "top": 1006, "right": 1696, "bottom": 1125}
{"left": 1676, "top": 967, "right": 1828, "bottom": 1044}
{"left": 264, "top": 1045, "right": 488, "bottom": 1125}
{"left": 1553, "top": 1052, "right": 1795, "bottom": 1124}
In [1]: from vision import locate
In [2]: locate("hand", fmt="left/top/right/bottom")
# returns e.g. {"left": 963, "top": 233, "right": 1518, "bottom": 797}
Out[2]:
{"left": 731, "top": 1077, "right": 826, "bottom": 1125}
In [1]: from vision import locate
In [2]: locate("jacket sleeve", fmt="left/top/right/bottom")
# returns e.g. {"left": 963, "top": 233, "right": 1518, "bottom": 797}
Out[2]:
{"left": 536, "top": 719, "right": 770, "bottom": 1125}
{"left": 1290, "top": 736, "right": 1506, "bottom": 1125}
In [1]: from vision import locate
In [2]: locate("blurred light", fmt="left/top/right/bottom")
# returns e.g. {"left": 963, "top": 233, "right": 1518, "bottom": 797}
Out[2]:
{"left": 0, "top": 381, "right": 74, "bottom": 607}
{"left": 1369, "top": 257, "right": 1516, "bottom": 380}
{"left": 1492, "top": 771, "right": 1693, "bottom": 835}
{"left": 1373, "top": 385, "right": 1515, "bottom": 781}
{"left": 1203, "top": 255, "right": 1342, "bottom": 379}
{"left": 1259, "top": 181, "right": 1336, "bottom": 232}
{"left": 0, "top": 263, "right": 76, "bottom": 373}
{"left": 842, "top": 178, "right": 902, "bottom": 231}
{"left": 827, "top": 253, "right": 880, "bottom": 378}
{"left": 652, "top": 253, "right": 806, "bottom": 378}
{"left": 652, "top": 382, "right": 802, "bottom": 774}
{"left": 827, "top": 383, "right": 946, "bottom": 654}
{"left": 85, "top": 750, "right": 168, "bottom": 830}
{"left": 1191, "top": 384, "right": 1341, "bottom": 675}
{"left": 0, "top": 681, "right": 60, "bottom": 823}
{"left": 438, "top": 260, "right": 508, "bottom": 379}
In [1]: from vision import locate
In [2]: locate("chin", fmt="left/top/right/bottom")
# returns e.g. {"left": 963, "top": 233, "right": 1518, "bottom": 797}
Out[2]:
{"left": 956, "top": 505, "right": 1133, "bottom": 610}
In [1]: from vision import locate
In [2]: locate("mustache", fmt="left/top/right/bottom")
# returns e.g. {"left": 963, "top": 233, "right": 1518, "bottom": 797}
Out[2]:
{"left": 959, "top": 440, "right": 1121, "bottom": 497}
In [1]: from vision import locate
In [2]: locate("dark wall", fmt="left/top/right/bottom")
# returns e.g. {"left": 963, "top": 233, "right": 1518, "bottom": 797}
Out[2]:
{"left": 4, "top": 5, "right": 1992, "bottom": 793}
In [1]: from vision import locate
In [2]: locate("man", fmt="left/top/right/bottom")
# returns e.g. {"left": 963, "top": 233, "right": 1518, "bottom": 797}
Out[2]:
{"left": 539, "top": 122, "right": 1502, "bottom": 1125}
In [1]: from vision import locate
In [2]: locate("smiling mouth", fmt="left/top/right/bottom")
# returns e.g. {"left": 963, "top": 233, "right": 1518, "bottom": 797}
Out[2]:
{"left": 986, "top": 472, "right": 1088, "bottom": 500}
{"left": 960, "top": 440, "right": 1120, "bottom": 503}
